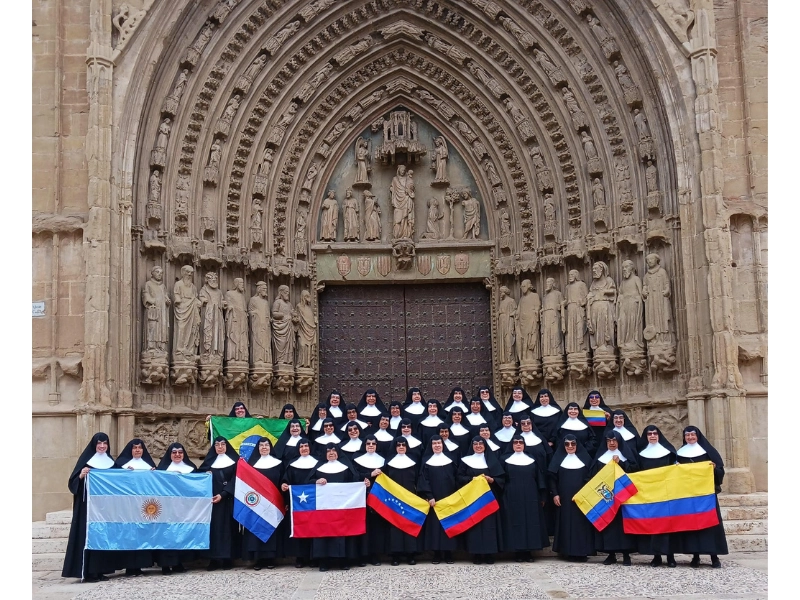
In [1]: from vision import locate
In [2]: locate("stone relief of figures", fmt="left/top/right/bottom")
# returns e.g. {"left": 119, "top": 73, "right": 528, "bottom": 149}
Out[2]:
{"left": 529, "top": 145, "right": 554, "bottom": 191}
{"left": 651, "top": 0, "right": 696, "bottom": 44}
{"left": 424, "top": 33, "right": 468, "bottom": 64}
{"left": 533, "top": 49, "right": 566, "bottom": 86}
{"left": 250, "top": 197, "right": 263, "bottom": 245}
{"left": 503, "top": 98, "right": 536, "bottom": 142}
{"left": 203, "top": 138, "right": 222, "bottom": 185}
{"left": 497, "top": 286, "right": 518, "bottom": 386}
{"left": 183, "top": 22, "right": 215, "bottom": 67}
{"left": 253, "top": 146, "right": 274, "bottom": 197}
{"left": 171, "top": 265, "right": 201, "bottom": 386}
{"left": 147, "top": 169, "right": 162, "bottom": 223}
{"left": 614, "top": 156, "right": 635, "bottom": 223}
{"left": 297, "top": 64, "right": 333, "bottom": 103}
{"left": 317, "top": 121, "right": 348, "bottom": 159}
{"left": 592, "top": 178, "right": 606, "bottom": 207}
{"left": 517, "top": 279, "right": 542, "bottom": 384}
{"left": 343, "top": 189, "right": 360, "bottom": 242}
{"left": 235, "top": 54, "right": 267, "bottom": 95}
{"left": 174, "top": 175, "right": 190, "bottom": 235}
{"left": 499, "top": 208, "right": 511, "bottom": 249}
{"left": 483, "top": 158, "right": 502, "bottom": 187}
{"left": 543, "top": 193, "right": 558, "bottom": 239}
{"left": 215, "top": 94, "right": 241, "bottom": 138}
{"left": 500, "top": 15, "right": 535, "bottom": 48}
{"left": 140, "top": 266, "right": 170, "bottom": 385}
{"left": 332, "top": 36, "right": 375, "bottom": 66}
{"left": 415, "top": 89, "right": 456, "bottom": 121}
{"left": 162, "top": 69, "right": 188, "bottom": 116}
{"left": 581, "top": 130, "right": 603, "bottom": 175}
{"left": 374, "top": 110, "right": 426, "bottom": 165}
{"left": 617, "top": 259, "right": 647, "bottom": 375}
{"left": 646, "top": 160, "right": 662, "bottom": 212}
{"left": 431, "top": 136, "right": 449, "bottom": 185}
{"left": 462, "top": 191, "right": 481, "bottom": 239}
{"left": 223, "top": 278, "right": 248, "bottom": 389}
{"left": 211, "top": 0, "right": 239, "bottom": 24}
{"left": 390, "top": 165, "right": 415, "bottom": 240}
{"left": 564, "top": 269, "right": 590, "bottom": 380}
{"left": 614, "top": 61, "right": 642, "bottom": 106}
{"left": 587, "top": 261, "right": 618, "bottom": 378}
{"left": 467, "top": 61, "right": 508, "bottom": 99}
{"left": 302, "top": 162, "right": 319, "bottom": 192}
{"left": 248, "top": 281, "right": 272, "bottom": 389}
{"left": 319, "top": 190, "right": 339, "bottom": 242}
{"left": 294, "top": 206, "right": 308, "bottom": 256}
{"left": 266, "top": 102, "right": 299, "bottom": 147}
{"left": 271, "top": 284, "right": 295, "bottom": 391}
{"left": 541, "top": 277, "right": 566, "bottom": 382}
{"left": 633, "top": 108, "right": 656, "bottom": 161}
{"left": 294, "top": 289, "right": 317, "bottom": 393}
{"left": 298, "top": 0, "right": 336, "bottom": 22}
{"left": 422, "top": 197, "right": 444, "bottom": 240}
{"left": 643, "top": 253, "right": 677, "bottom": 372}
{"left": 198, "top": 271, "right": 225, "bottom": 387}
{"left": 150, "top": 117, "right": 171, "bottom": 168}
{"left": 561, "top": 87, "right": 589, "bottom": 130}
{"left": 263, "top": 21, "right": 300, "bottom": 55}
{"left": 353, "top": 137, "right": 372, "bottom": 187}
{"left": 363, "top": 191, "right": 382, "bottom": 242}
{"left": 587, "top": 14, "right": 619, "bottom": 60}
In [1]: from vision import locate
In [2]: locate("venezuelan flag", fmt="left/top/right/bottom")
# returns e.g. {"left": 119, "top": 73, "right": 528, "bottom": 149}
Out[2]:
{"left": 583, "top": 408, "right": 607, "bottom": 426}
{"left": 622, "top": 462, "right": 719, "bottom": 534}
{"left": 367, "top": 474, "right": 429, "bottom": 537}
{"left": 573, "top": 461, "right": 638, "bottom": 531}
{"left": 433, "top": 476, "right": 500, "bottom": 538}
{"left": 209, "top": 416, "right": 289, "bottom": 453}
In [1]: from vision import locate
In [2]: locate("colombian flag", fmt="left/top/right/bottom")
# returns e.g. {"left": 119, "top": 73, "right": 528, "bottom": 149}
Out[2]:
{"left": 573, "top": 461, "right": 638, "bottom": 531}
{"left": 433, "top": 476, "right": 500, "bottom": 538}
{"left": 209, "top": 416, "right": 289, "bottom": 453}
{"left": 583, "top": 408, "right": 607, "bottom": 426}
{"left": 622, "top": 462, "right": 719, "bottom": 534}
{"left": 367, "top": 474, "right": 430, "bottom": 537}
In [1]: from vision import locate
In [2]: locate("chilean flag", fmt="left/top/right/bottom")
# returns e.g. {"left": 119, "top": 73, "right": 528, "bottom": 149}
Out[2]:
{"left": 233, "top": 459, "right": 285, "bottom": 543}
{"left": 289, "top": 482, "right": 366, "bottom": 538}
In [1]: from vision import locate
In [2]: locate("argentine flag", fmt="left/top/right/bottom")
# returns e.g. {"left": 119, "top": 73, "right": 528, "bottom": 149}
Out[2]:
{"left": 85, "top": 470, "right": 212, "bottom": 550}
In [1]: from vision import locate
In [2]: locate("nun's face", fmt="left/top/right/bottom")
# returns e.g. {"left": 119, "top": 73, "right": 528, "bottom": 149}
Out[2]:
{"left": 284, "top": 408, "right": 295, "bottom": 419}
{"left": 290, "top": 423, "right": 302, "bottom": 436}
{"left": 96, "top": 439, "right": 109, "bottom": 453}
{"left": 170, "top": 447, "right": 184, "bottom": 463}
{"left": 390, "top": 405, "right": 401, "bottom": 416}
{"left": 259, "top": 441, "right": 271, "bottom": 456}
{"left": 439, "top": 429, "right": 450, "bottom": 440}
{"left": 330, "top": 395, "right": 341, "bottom": 406}
{"left": 588, "top": 394, "right": 601, "bottom": 407}
{"left": 366, "top": 392, "right": 377, "bottom": 405}
{"left": 347, "top": 408, "right": 357, "bottom": 420}
{"left": 396, "top": 443, "right": 407, "bottom": 455}
{"left": 428, "top": 403, "right": 438, "bottom": 415}
{"left": 512, "top": 439, "right": 525, "bottom": 452}
{"left": 539, "top": 393, "right": 550, "bottom": 406}
{"left": 480, "top": 389, "right": 490, "bottom": 400}
{"left": 347, "top": 426, "right": 360, "bottom": 439}
{"left": 684, "top": 430, "right": 698, "bottom": 444}
{"left": 452, "top": 411, "right": 462, "bottom": 423}
{"left": 479, "top": 428, "right": 491, "bottom": 440}
{"left": 326, "top": 448, "right": 339, "bottom": 461}
{"left": 567, "top": 406, "right": 579, "bottom": 418}
{"left": 299, "top": 444, "right": 310, "bottom": 456}
{"left": 131, "top": 444, "right": 144, "bottom": 458}
{"left": 453, "top": 390, "right": 463, "bottom": 402}
{"left": 470, "top": 401, "right": 482, "bottom": 414}
{"left": 606, "top": 438, "right": 619, "bottom": 451}
{"left": 520, "top": 419, "right": 532, "bottom": 432}
{"left": 317, "top": 407, "right": 327, "bottom": 419}
{"left": 234, "top": 405, "right": 247, "bottom": 417}
{"left": 613, "top": 414, "right": 625, "bottom": 428}
{"left": 564, "top": 440, "right": 577, "bottom": 454}
{"left": 432, "top": 440, "right": 443, "bottom": 453}
{"left": 412, "top": 391, "right": 422, "bottom": 402}
{"left": 214, "top": 440, "right": 227, "bottom": 455}
{"left": 512, "top": 389, "right": 523, "bottom": 401}
{"left": 323, "top": 423, "right": 334, "bottom": 434}
{"left": 646, "top": 430, "right": 660, "bottom": 443}
{"left": 472, "top": 440, "right": 485, "bottom": 453}
{"left": 379, "top": 417, "right": 390, "bottom": 430}
{"left": 365, "top": 440, "right": 377, "bottom": 452}
{"left": 502, "top": 415, "right": 513, "bottom": 428}
{"left": 401, "top": 424, "right": 412, "bottom": 436}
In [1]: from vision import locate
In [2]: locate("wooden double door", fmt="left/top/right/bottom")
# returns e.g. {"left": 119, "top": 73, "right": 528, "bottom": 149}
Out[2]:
{"left": 318, "top": 283, "right": 493, "bottom": 404}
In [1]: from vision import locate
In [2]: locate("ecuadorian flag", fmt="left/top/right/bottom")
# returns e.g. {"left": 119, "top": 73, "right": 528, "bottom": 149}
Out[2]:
{"left": 573, "top": 461, "right": 638, "bottom": 531}
{"left": 622, "top": 462, "right": 719, "bottom": 534}
{"left": 583, "top": 408, "right": 607, "bottom": 426}
{"left": 209, "top": 416, "right": 289, "bottom": 453}
{"left": 367, "top": 473, "right": 429, "bottom": 537}
{"left": 433, "top": 476, "right": 499, "bottom": 538}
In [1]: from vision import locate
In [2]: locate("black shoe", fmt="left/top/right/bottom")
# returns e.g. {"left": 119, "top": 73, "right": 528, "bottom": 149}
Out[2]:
{"left": 126, "top": 568, "right": 143, "bottom": 576}
{"left": 266, "top": 561, "right": 275, "bottom": 570}
{"left": 650, "top": 555, "right": 663, "bottom": 567}
{"left": 358, "top": 562, "right": 367, "bottom": 567}
{"left": 295, "top": 559, "right": 305, "bottom": 569}
{"left": 484, "top": 555, "right": 494, "bottom": 565}
{"left": 526, "top": 552, "right": 534, "bottom": 563}
{"left": 83, "top": 574, "right": 107, "bottom": 582}
{"left": 342, "top": 564, "right": 350, "bottom": 571}
{"left": 603, "top": 554, "right": 617, "bottom": 565}
{"left": 161, "top": 567, "right": 171, "bottom": 575}
{"left": 432, "top": 553, "right": 441, "bottom": 565}
{"left": 173, "top": 564, "right": 186, "bottom": 573}
{"left": 445, "top": 552, "right": 454, "bottom": 564}
{"left": 573, "top": 556, "right": 588, "bottom": 563}
{"left": 473, "top": 555, "right": 483, "bottom": 565}
{"left": 372, "top": 561, "right": 381, "bottom": 566}
{"left": 711, "top": 556, "right": 722, "bottom": 569}
{"left": 319, "top": 565, "right": 328, "bottom": 572}
{"left": 222, "top": 560, "right": 233, "bottom": 570}
{"left": 690, "top": 555, "right": 700, "bottom": 568}
{"left": 667, "top": 555, "right": 677, "bottom": 568}
{"left": 206, "top": 561, "right": 220, "bottom": 571}
{"left": 622, "top": 554, "right": 631, "bottom": 566}
{"left": 408, "top": 558, "right": 416, "bottom": 565}
{"left": 253, "top": 560, "right": 264, "bottom": 571}
{"left": 391, "top": 560, "right": 400, "bottom": 566}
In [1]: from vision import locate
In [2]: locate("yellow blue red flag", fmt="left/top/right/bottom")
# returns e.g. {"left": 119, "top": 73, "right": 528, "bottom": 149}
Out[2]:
{"left": 367, "top": 473, "right": 430, "bottom": 537}
{"left": 433, "top": 476, "right": 499, "bottom": 538}
{"left": 573, "top": 461, "right": 638, "bottom": 531}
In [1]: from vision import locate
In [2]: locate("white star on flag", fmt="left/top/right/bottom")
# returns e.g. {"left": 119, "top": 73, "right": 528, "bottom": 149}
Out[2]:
{"left": 298, "top": 491, "right": 309, "bottom": 503}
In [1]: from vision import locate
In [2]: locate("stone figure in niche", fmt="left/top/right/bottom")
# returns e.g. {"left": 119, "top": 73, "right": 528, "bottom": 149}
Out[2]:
{"left": 587, "top": 262, "right": 617, "bottom": 350}
{"left": 529, "top": 145, "right": 554, "bottom": 191}
{"left": 172, "top": 265, "right": 201, "bottom": 361}
{"left": 250, "top": 197, "right": 263, "bottom": 234}
{"left": 614, "top": 61, "right": 642, "bottom": 105}
{"left": 617, "top": 260, "right": 645, "bottom": 373}
{"left": 204, "top": 138, "right": 222, "bottom": 184}
{"left": 271, "top": 284, "right": 295, "bottom": 367}
{"left": 425, "top": 33, "right": 468, "bottom": 64}
{"left": 266, "top": 102, "right": 298, "bottom": 146}
{"left": 319, "top": 190, "right": 339, "bottom": 242}
{"left": 541, "top": 277, "right": 565, "bottom": 357}
{"left": 643, "top": 254, "right": 673, "bottom": 345}
{"left": 581, "top": 131, "right": 599, "bottom": 162}
{"left": 299, "top": 0, "right": 336, "bottom": 22}
{"left": 503, "top": 98, "right": 536, "bottom": 141}
{"left": 516, "top": 279, "right": 541, "bottom": 363}
{"left": 298, "top": 64, "right": 333, "bottom": 103}
{"left": 295, "top": 289, "right": 317, "bottom": 369}
{"left": 587, "top": 15, "right": 619, "bottom": 59}
{"left": 343, "top": 189, "right": 360, "bottom": 242}
{"left": 142, "top": 266, "right": 170, "bottom": 354}
{"left": 562, "top": 87, "right": 588, "bottom": 130}
{"left": 248, "top": 281, "right": 272, "bottom": 365}
{"left": 462, "top": 192, "right": 481, "bottom": 239}
{"left": 224, "top": 278, "right": 248, "bottom": 362}
{"left": 302, "top": 162, "right": 319, "bottom": 191}
{"left": 294, "top": 206, "right": 308, "bottom": 255}
{"left": 467, "top": 61, "right": 508, "bottom": 98}
{"left": 563, "top": 269, "right": 588, "bottom": 354}
{"left": 422, "top": 197, "right": 444, "bottom": 240}
{"left": 533, "top": 49, "right": 565, "bottom": 85}
{"left": 353, "top": 137, "right": 371, "bottom": 186}
{"left": 646, "top": 160, "right": 659, "bottom": 193}
{"left": 174, "top": 175, "right": 190, "bottom": 234}
{"left": 333, "top": 36, "right": 374, "bottom": 66}
{"left": 258, "top": 146, "right": 274, "bottom": 177}
{"left": 184, "top": 22, "right": 215, "bottom": 65}
{"left": 148, "top": 169, "right": 162, "bottom": 205}
{"left": 544, "top": 193, "right": 556, "bottom": 222}
{"left": 263, "top": 21, "right": 300, "bottom": 55}
{"left": 390, "top": 165, "right": 415, "bottom": 239}
{"left": 199, "top": 272, "right": 225, "bottom": 360}
{"left": 633, "top": 108, "right": 655, "bottom": 160}
{"left": 151, "top": 118, "right": 171, "bottom": 167}
{"left": 363, "top": 190, "right": 382, "bottom": 242}
{"left": 217, "top": 94, "right": 241, "bottom": 136}
{"left": 243, "top": 54, "right": 267, "bottom": 81}
{"left": 163, "top": 69, "right": 189, "bottom": 114}
{"left": 431, "top": 136, "right": 449, "bottom": 184}
{"left": 499, "top": 208, "right": 511, "bottom": 249}
{"left": 416, "top": 89, "right": 456, "bottom": 121}
{"left": 500, "top": 15, "right": 535, "bottom": 48}
{"left": 497, "top": 286, "right": 517, "bottom": 364}
{"left": 592, "top": 178, "right": 606, "bottom": 206}
{"left": 483, "top": 158, "right": 502, "bottom": 187}
{"left": 455, "top": 120, "right": 477, "bottom": 143}
{"left": 471, "top": 139, "right": 489, "bottom": 161}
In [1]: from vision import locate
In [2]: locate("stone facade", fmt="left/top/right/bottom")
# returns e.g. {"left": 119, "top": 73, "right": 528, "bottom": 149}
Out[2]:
{"left": 31, "top": 0, "right": 768, "bottom": 519}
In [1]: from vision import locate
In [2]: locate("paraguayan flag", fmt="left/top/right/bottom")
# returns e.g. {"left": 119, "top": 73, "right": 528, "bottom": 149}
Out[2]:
{"left": 85, "top": 469, "right": 212, "bottom": 550}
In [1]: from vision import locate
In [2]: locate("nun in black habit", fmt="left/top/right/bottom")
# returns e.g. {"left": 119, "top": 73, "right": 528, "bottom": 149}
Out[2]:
{"left": 274, "top": 418, "right": 306, "bottom": 462}
{"left": 636, "top": 425, "right": 678, "bottom": 568}
{"left": 198, "top": 437, "right": 240, "bottom": 570}
{"left": 457, "top": 437, "right": 506, "bottom": 564}
{"left": 531, "top": 389, "right": 563, "bottom": 447}
{"left": 372, "top": 415, "right": 396, "bottom": 457}
{"left": 205, "top": 400, "right": 254, "bottom": 442}
{"left": 114, "top": 439, "right": 157, "bottom": 575}
{"left": 591, "top": 430, "right": 639, "bottom": 565}
{"left": 476, "top": 423, "right": 503, "bottom": 455}
{"left": 437, "top": 424, "right": 463, "bottom": 461}
{"left": 155, "top": 443, "right": 199, "bottom": 574}
{"left": 402, "top": 387, "right": 427, "bottom": 430}
{"left": 476, "top": 386, "right": 504, "bottom": 426}
{"left": 356, "top": 388, "right": 389, "bottom": 433}
{"left": 605, "top": 409, "right": 641, "bottom": 456}
{"left": 501, "top": 435, "right": 550, "bottom": 561}
{"left": 504, "top": 386, "right": 535, "bottom": 422}
{"left": 552, "top": 402, "right": 597, "bottom": 455}
{"left": 442, "top": 386, "right": 470, "bottom": 414}
{"left": 312, "top": 418, "right": 343, "bottom": 459}
{"left": 417, "top": 435, "right": 459, "bottom": 563}
{"left": 383, "top": 437, "right": 422, "bottom": 565}
{"left": 242, "top": 437, "right": 284, "bottom": 570}
{"left": 516, "top": 413, "right": 556, "bottom": 536}
{"left": 418, "top": 399, "right": 447, "bottom": 446}
{"left": 583, "top": 390, "right": 612, "bottom": 437}
{"left": 280, "top": 438, "right": 319, "bottom": 567}
{"left": 340, "top": 403, "right": 369, "bottom": 434}
{"left": 388, "top": 401, "right": 404, "bottom": 435}
{"left": 492, "top": 412, "right": 519, "bottom": 455}
{"left": 446, "top": 406, "right": 472, "bottom": 455}
{"left": 338, "top": 421, "right": 366, "bottom": 460}
{"left": 279, "top": 403, "right": 301, "bottom": 421}
{"left": 325, "top": 390, "right": 347, "bottom": 428}
{"left": 674, "top": 426, "right": 728, "bottom": 568}
{"left": 352, "top": 436, "right": 388, "bottom": 565}
{"left": 464, "top": 396, "right": 491, "bottom": 432}
{"left": 307, "top": 403, "right": 329, "bottom": 442}
{"left": 397, "top": 418, "right": 425, "bottom": 462}
{"left": 548, "top": 434, "right": 595, "bottom": 562}
{"left": 61, "top": 432, "right": 119, "bottom": 581}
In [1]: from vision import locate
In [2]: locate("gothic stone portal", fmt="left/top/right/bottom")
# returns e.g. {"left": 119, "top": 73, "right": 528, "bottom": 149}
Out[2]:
{"left": 318, "top": 283, "right": 493, "bottom": 402}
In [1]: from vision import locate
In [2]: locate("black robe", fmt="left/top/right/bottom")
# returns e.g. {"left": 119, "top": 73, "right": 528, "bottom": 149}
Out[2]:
{"left": 549, "top": 462, "right": 595, "bottom": 557}
{"left": 673, "top": 452, "right": 729, "bottom": 555}
{"left": 456, "top": 459, "right": 505, "bottom": 554}
{"left": 591, "top": 458, "right": 638, "bottom": 553}
{"left": 417, "top": 458, "right": 459, "bottom": 552}
{"left": 204, "top": 462, "right": 239, "bottom": 560}
{"left": 552, "top": 424, "right": 596, "bottom": 455}
{"left": 501, "top": 458, "right": 550, "bottom": 552}
{"left": 531, "top": 409, "right": 562, "bottom": 448}
{"left": 353, "top": 456, "right": 388, "bottom": 559}
{"left": 241, "top": 461, "right": 284, "bottom": 560}
{"left": 636, "top": 453, "right": 677, "bottom": 555}
{"left": 309, "top": 465, "right": 360, "bottom": 560}
{"left": 281, "top": 460, "right": 318, "bottom": 560}
{"left": 383, "top": 460, "right": 421, "bottom": 555}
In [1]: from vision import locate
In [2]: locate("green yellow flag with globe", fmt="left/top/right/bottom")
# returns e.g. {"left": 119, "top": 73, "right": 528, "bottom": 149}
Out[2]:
{"left": 209, "top": 416, "right": 289, "bottom": 455}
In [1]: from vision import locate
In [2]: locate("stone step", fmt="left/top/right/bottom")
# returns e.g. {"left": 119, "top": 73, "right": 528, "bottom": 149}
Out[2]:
{"left": 46, "top": 510, "right": 73, "bottom": 525}
{"left": 721, "top": 506, "right": 768, "bottom": 521}
{"left": 33, "top": 537, "right": 68, "bottom": 554}
{"left": 726, "top": 534, "right": 768, "bottom": 552}
{"left": 723, "top": 519, "right": 767, "bottom": 535}
{"left": 32, "top": 553, "right": 65, "bottom": 572}
{"left": 32, "top": 522, "right": 71, "bottom": 539}
{"left": 718, "top": 493, "right": 768, "bottom": 507}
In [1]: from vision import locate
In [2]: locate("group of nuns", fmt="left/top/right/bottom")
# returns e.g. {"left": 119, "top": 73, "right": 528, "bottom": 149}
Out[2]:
{"left": 62, "top": 389, "right": 728, "bottom": 581}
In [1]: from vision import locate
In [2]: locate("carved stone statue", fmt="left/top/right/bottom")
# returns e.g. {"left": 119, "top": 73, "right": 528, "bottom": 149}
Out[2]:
{"left": 295, "top": 289, "right": 317, "bottom": 369}
{"left": 198, "top": 272, "right": 225, "bottom": 388}
{"left": 422, "top": 197, "right": 444, "bottom": 240}
{"left": 248, "top": 281, "right": 272, "bottom": 389}
{"left": 363, "top": 190, "right": 381, "bottom": 242}
{"left": 302, "top": 162, "right": 319, "bottom": 191}
{"left": 416, "top": 89, "right": 456, "bottom": 120}
{"left": 529, "top": 145, "right": 554, "bottom": 191}
{"left": 150, "top": 118, "right": 171, "bottom": 167}
{"left": 516, "top": 279, "right": 542, "bottom": 384}
{"left": 258, "top": 146, "right": 274, "bottom": 177}
{"left": 162, "top": 69, "right": 188, "bottom": 115}
{"left": 614, "top": 61, "right": 642, "bottom": 105}
{"left": 263, "top": 21, "right": 300, "bottom": 55}
{"left": 148, "top": 169, "right": 162, "bottom": 207}
{"left": 236, "top": 54, "right": 267, "bottom": 94}
{"left": 503, "top": 98, "right": 536, "bottom": 142}
{"left": 633, "top": 108, "right": 656, "bottom": 160}
{"left": 543, "top": 193, "right": 557, "bottom": 239}
{"left": 541, "top": 277, "right": 565, "bottom": 382}
{"left": 617, "top": 260, "right": 646, "bottom": 375}
{"left": 343, "top": 189, "right": 360, "bottom": 242}
{"left": 294, "top": 206, "right": 308, "bottom": 255}
{"left": 390, "top": 165, "right": 415, "bottom": 239}
{"left": 431, "top": 136, "right": 449, "bottom": 185}
{"left": 646, "top": 160, "right": 659, "bottom": 193}
{"left": 467, "top": 62, "right": 508, "bottom": 99}
{"left": 203, "top": 138, "right": 222, "bottom": 185}
{"left": 319, "top": 190, "right": 339, "bottom": 242}
{"left": 581, "top": 131, "right": 603, "bottom": 175}
{"left": 353, "top": 137, "right": 371, "bottom": 187}
{"left": 266, "top": 102, "right": 298, "bottom": 146}
{"left": 592, "top": 178, "right": 606, "bottom": 206}
{"left": 333, "top": 36, "right": 374, "bottom": 66}
{"left": 587, "top": 14, "right": 619, "bottom": 59}
{"left": 497, "top": 286, "right": 517, "bottom": 365}
{"left": 174, "top": 175, "right": 190, "bottom": 235}
{"left": 643, "top": 253, "right": 677, "bottom": 372}
{"left": 462, "top": 192, "right": 481, "bottom": 239}
{"left": 498, "top": 208, "right": 511, "bottom": 249}
{"left": 216, "top": 94, "right": 241, "bottom": 137}
{"left": 564, "top": 269, "right": 590, "bottom": 379}
{"left": 272, "top": 284, "right": 295, "bottom": 368}
{"left": 500, "top": 15, "right": 535, "bottom": 48}
{"left": 171, "top": 265, "right": 200, "bottom": 385}
{"left": 298, "top": 64, "right": 333, "bottom": 103}
{"left": 562, "top": 87, "right": 588, "bottom": 130}
{"left": 587, "top": 262, "right": 617, "bottom": 378}
{"left": 183, "top": 22, "right": 215, "bottom": 67}
{"left": 224, "top": 278, "right": 248, "bottom": 362}
{"left": 483, "top": 159, "right": 502, "bottom": 187}
{"left": 142, "top": 266, "right": 170, "bottom": 355}
{"left": 533, "top": 49, "right": 565, "bottom": 86}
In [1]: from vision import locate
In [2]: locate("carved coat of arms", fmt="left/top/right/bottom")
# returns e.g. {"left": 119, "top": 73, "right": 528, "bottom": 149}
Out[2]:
{"left": 436, "top": 254, "right": 451, "bottom": 275}
{"left": 417, "top": 255, "right": 432, "bottom": 276}
{"left": 336, "top": 254, "right": 351, "bottom": 277}
{"left": 376, "top": 255, "right": 391, "bottom": 277}
{"left": 357, "top": 256, "right": 371, "bottom": 277}
{"left": 454, "top": 253, "right": 470, "bottom": 274}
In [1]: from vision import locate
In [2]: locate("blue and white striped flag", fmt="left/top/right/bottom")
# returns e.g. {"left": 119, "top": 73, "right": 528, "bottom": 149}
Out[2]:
{"left": 85, "top": 469, "right": 212, "bottom": 550}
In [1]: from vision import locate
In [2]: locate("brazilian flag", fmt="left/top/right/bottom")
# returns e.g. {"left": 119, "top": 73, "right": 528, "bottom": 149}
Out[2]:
{"left": 209, "top": 417, "right": 289, "bottom": 455}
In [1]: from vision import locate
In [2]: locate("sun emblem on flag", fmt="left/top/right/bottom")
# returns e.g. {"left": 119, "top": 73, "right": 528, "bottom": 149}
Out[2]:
{"left": 595, "top": 483, "right": 614, "bottom": 503}
{"left": 245, "top": 491, "right": 261, "bottom": 507}
{"left": 141, "top": 498, "right": 162, "bottom": 520}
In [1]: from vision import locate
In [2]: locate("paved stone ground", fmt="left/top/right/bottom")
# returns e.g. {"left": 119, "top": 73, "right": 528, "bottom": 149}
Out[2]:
{"left": 33, "top": 552, "right": 768, "bottom": 600}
